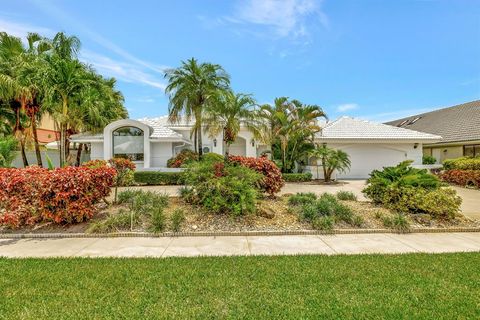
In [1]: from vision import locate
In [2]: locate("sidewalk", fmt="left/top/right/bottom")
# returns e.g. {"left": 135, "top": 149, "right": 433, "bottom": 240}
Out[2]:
{"left": 1, "top": 233, "right": 479, "bottom": 258}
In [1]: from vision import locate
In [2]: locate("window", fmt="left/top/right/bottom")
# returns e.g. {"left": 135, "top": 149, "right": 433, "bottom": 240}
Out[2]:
{"left": 113, "top": 126, "right": 144, "bottom": 161}
{"left": 463, "top": 144, "right": 480, "bottom": 157}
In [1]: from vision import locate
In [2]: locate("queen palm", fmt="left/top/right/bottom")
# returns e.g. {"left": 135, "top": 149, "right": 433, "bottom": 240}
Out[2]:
{"left": 165, "top": 58, "right": 230, "bottom": 156}
{"left": 204, "top": 91, "right": 256, "bottom": 156}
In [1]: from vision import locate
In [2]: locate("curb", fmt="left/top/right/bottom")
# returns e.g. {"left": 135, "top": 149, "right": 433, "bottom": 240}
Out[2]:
{"left": 1, "top": 227, "right": 480, "bottom": 239}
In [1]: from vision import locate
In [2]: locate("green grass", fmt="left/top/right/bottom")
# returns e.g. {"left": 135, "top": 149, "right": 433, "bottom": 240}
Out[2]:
{"left": 1, "top": 253, "right": 479, "bottom": 319}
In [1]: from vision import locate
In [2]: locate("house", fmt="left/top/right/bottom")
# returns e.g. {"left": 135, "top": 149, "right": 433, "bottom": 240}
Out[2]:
{"left": 309, "top": 117, "right": 442, "bottom": 179}
{"left": 72, "top": 115, "right": 441, "bottom": 179}
{"left": 71, "top": 116, "right": 267, "bottom": 170}
{"left": 386, "top": 100, "right": 480, "bottom": 163}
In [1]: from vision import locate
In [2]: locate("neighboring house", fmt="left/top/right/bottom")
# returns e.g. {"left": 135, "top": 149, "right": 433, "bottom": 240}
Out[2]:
{"left": 386, "top": 100, "right": 480, "bottom": 163}
{"left": 309, "top": 117, "right": 442, "bottom": 179}
{"left": 71, "top": 116, "right": 267, "bottom": 170}
{"left": 37, "top": 114, "right": 59, "bottom": 144}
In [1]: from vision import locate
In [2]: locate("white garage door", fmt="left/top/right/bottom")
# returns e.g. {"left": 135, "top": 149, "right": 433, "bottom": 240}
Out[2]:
{"left": 336, "top": 144, "right": 407, "bottom": 179}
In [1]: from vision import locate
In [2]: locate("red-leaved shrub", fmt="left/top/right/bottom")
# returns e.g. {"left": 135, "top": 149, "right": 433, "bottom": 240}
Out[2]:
{"left": 440, "top": 169, "right": 480, "bottom": 188}
{"left": 0, "top": 166, "right": 116, "bottom": 228}
{"left": 228, "top": 155, "right": 284, "bottom": 196}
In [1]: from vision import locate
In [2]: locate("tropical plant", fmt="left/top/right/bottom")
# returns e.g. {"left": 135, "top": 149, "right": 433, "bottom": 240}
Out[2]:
{"left": 253, "top": 97, "right": 326, "bottom": 172}
{"left": 422, "top": 155, "right": 436, "bottom": 165}
{"left": 0, "top": 135, "right": 16, "bottom": 167}
{"left": 165, "top": 58, "right": 230, "bottom": 156}
{"left": 204, "top": 91, "right": 256, "bottom": 156}
{"left": 309, "top": 145, "right": 351, "bottom": 182}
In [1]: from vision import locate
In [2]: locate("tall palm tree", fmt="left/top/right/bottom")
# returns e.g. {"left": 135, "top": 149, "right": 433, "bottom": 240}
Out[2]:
{"left": 164, "top": 58, "right": 230, "bottom": 156}
{"left": 204, "top": 91, "right": 256, "bottom": 156}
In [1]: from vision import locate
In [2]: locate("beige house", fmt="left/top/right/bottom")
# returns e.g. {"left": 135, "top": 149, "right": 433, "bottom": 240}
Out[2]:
{"left": 386, "top": 100, "right": 480, "bottom": 163}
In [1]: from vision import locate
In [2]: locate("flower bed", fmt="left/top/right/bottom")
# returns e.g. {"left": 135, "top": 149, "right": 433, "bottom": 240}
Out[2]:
{"left": 0, "top": 166, "right": 116, "bottom": 228}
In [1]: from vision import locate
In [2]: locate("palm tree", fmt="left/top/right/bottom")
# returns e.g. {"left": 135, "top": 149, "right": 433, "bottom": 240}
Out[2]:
{"left": 204, "top": 91, "right": 256, "bottom": 156}
{"left": 310, "top": 145, "right": 351, "bottom": 182}
{"left": 164, "top": 58, "right": 230, "bottom": 156}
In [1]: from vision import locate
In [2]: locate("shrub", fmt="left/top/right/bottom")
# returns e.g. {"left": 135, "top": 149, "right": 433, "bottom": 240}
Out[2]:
{"left": 422, "top": 155, "right": 437, "bottom": 165}
{"left": 363, "top": 160, "right": 441, "bottom": 204}
{"left": 381, "top": 186, "right": 461, "bottom": 219}
{"left": 350, "top": 215, "right": 364, "bottom": 227}
{"left": 109, "top": 158, "right": 136, "bottom": 186}
{"left": 282, "top": 172, "right": 312, "bottom": 182}
{"left": 440, "top": 170, "right": 480, "bottom": 188}
{"left": 312, "top": 216, "right": 334, "bottom": 230}
{"left": 383, "top": 213, "right": 410, "bottom": 231}
{"left": 336, "top": 191, "right": 357, "bottom": 201}
{"left": 201, "top": 152, "right": 224, "bottom": 164}
{"left": 0, "top": 166, "right": 116, "bottom": 228}
{"left": 134, "top": 171, "right": 185, "bottom": 185}
{"left": 167, "top": 149, "right": 199, "bottom": 168}
{"left": 87, "top": 209, "right": 132, "bottom": 233}
{"left": 443, "top": 157, "right": 480, "bottom": 170}
{"left": 149, "top": 207, "right": 166, "bottom": 233}
{"left": 183, "top": 160, "right": 261, "bottom": 216}
{"left": 0, "top": 136, "right": 17, "bottom": 168}
{"left": 287, "top": 192, "right": 317, "bottom": 207}
{"left": 171, "top": 209, "right": 186, "bottom": 232}
{"left": 228, "top": 155, "right": 284, "bottom": 196}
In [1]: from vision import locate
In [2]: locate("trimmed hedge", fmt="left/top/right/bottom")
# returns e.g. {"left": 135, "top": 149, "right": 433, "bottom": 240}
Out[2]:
{"left": 440, "top": 169, "right": 480, "bottom": 188}
{"left": 282, "top": 172, "right": 312, "bottom": 182}
{"left": 134, "top": 171, "right": 185, "bottom": 185}
{"left": 443, "top": 157, "right": 480, "bottom": 170}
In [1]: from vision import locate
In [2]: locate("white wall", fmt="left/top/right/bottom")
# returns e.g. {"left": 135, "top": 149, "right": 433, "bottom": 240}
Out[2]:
{"left": 90, "top": 142, "right": 104, "bottom": 160}
{"left": 307, "top": 142, "right": 423, "bottom": 179}
{"left": 151, "top": 142, "right": 173, "bottom": 167}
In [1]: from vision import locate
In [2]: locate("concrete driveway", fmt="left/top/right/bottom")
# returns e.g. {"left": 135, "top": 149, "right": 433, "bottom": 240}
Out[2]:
{"left": 451, "top": 186, "right": 480, "bottom": 220}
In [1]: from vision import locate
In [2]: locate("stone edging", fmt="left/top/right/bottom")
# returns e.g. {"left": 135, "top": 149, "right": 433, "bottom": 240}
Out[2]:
{"left": 1, "top": 227, "right": 480, "bottom": 239}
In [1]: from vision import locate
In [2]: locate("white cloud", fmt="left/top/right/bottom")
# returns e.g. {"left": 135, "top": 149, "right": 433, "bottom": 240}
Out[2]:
{"left": 225, "top": 0, "right": 328, "bottom": 38}
{"left": 80, "top": 50, "right": 166, "bottom": 90}
{"left": 0, "top": 17, "right": 54, "bottom": 39}
{"left": 336, "top": 103, "right": 359, "bottom": 112}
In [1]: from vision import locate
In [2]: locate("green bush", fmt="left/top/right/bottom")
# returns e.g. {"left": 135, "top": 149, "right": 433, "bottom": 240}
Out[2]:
{"left": 282, "top": 172, "right": 312, "bottom": 182}
{"left": 171, "top": 209, "right": 186, "bottom": 232}
{"left": 336, "top": 191, "right": 357, "bottom": 201}
{"left": 382, "top": 213, "right": 410, "bottom": 231}
{"left": 183, "top": 161, "right": 261, "bottom": 216}
{"left": 167, "top": 149, "right": 199, "bottom": 168}
{"left": 0, "top": 136, "right": 17, "bottom": 168}
{"left": 312, "top": 216, "right": 334, "bottom": 230}
{"left": 134, "top": 171, "right": 185, "bottom": 185}
{"left": 149, "top": 207, "right": 166, "bottom": 233}
{"left": 201, "top": 152, "right": 224, "bottom": 163}
{"left": 422, "top": 155, "right": 436, "bottom": 165}
{"left": 443, "top": 157, "right": 480, "bottom": 170}
{"left": 287, "top": 192, "right": 317, "bottom": 207}
{"left": 350, "top": 215, "right": 364, "bottom": 227}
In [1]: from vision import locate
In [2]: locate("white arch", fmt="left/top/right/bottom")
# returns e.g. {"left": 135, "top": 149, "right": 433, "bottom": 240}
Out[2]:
{"left": 103, "top": 119, "right": 152, "bottom": 168}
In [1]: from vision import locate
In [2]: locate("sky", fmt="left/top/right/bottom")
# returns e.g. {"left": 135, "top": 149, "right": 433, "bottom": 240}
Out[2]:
{"left": 1, "top": 0, "right": 479, "bottom": 122}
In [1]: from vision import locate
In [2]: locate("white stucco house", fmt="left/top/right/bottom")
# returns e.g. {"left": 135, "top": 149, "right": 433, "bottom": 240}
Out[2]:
{"left": 310, "top": 117, "right": 442, "bottom": 179}
{"left": 71, "top": 116, "right": 267, "bottom": 170}
{"left": 71, "top": 115, "right": 442, "bottom": 178}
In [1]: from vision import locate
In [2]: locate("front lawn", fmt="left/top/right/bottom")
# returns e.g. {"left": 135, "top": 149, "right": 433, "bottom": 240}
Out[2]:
{"left": 1, "top": 253, "right": 479, "bottom": 319}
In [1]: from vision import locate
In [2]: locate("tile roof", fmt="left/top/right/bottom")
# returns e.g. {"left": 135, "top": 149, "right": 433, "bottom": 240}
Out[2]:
{"left": 137, "top": 118, "right": 185, "bottom": 139}
{"left": 316, "top": 116, "right": 442, "bottom": 141}
{"left": 386, "top": 100, "right": 480, "bottom": 143}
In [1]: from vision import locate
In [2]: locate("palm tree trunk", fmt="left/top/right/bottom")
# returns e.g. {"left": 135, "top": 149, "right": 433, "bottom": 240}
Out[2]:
{"left": 197, "top": 125, "right": 203, "bottom": 156}
{"left": 75, "top": 143, "right": 83, "bottom": 166}
{"left": 19, "top": 135, "right": 29, "bottom": 167}
{"left": 31, "top": 115, "right": 43, "bottom": 167}
{"left": 322, "top": 157, "right": 329, "bottom": 182}
{"left": 193, "top": 129, "right": 197, "bottom": 153}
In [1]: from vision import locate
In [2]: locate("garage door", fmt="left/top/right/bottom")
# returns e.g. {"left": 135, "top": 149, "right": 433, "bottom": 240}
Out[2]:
{"left": 336, "top": 145, "right": 407, "bottom": 179}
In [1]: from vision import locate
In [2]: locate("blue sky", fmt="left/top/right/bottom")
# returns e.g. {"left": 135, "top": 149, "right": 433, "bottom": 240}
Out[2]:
{"left": 1, "top": 0, "right": 479, "bottom": 122}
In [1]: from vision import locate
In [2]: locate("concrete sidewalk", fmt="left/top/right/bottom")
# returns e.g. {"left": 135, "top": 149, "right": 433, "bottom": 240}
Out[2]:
{"left": 1, "top": 233, "right": 479, "bottom": 258}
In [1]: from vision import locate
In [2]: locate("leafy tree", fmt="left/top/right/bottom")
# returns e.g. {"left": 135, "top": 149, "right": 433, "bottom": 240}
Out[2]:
{"left": 204, "top": 91, "right": 256, "bottom": 156}
{"left": 310, "top": 145, "right": 351, "bottom": 182}
{"left": 0, "top": 135, "right": 17, "bottom": 167}
{"left": 165, "top": 58, "right": 230, "bottom": 156}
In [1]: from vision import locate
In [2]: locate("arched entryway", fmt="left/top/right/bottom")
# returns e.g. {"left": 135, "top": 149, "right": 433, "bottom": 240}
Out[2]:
{"left": 228, "top": 136, "right": 246, "bottom": 156}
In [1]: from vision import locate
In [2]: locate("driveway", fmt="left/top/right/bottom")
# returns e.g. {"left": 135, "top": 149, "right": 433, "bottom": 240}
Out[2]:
{"left": 451, "top": 186, "right": 480, "bottom": 220}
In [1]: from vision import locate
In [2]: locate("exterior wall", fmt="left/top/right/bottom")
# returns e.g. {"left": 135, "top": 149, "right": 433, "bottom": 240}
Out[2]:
{"left": 151, "top": 142, "right": 174, "bottom": 167}
{"left": 90, "top": 142, "right": 104, "bottom": 160}
{"left": 306, "top": 142, "right": 423, "bottom": 179}
{"left": 424, "top": 145, "right": 465, "bottom": 164}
